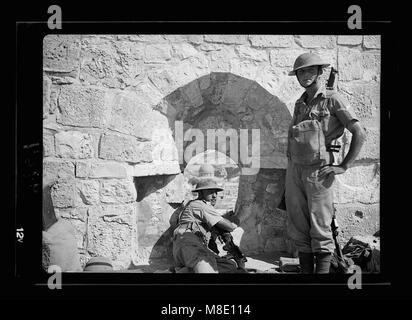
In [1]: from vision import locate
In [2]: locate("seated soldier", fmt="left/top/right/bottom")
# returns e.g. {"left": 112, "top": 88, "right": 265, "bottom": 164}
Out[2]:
{"left": 172, "top": 178, "right": 241, "bottom": 273}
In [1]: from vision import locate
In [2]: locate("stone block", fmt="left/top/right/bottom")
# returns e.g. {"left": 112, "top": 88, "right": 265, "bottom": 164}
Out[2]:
{"left": 235, "top": 45, "right": 268, "bottom": 62}
{"left": 204, "top": 35, "right": 248, "bottom": 44}
{"left": 164, "top": 174, "right": 186, "bottom": 203}
{"left": 57, "top": 85, "right": 109, "bottom": 128}
{"left": 79, "top": 37, "right": 144, "bottom": 89}
{"left": 269, "top": 49, "right": 307, "bottom": 68}
{"left": 172, "top": 43, "right": 199, "bottom": 60}
{"left": 43, "top": 132, "right": 55, "bottom": 157}
{"left": 185, "top": 35, "right": 204, "bottom": 44}
{"left": 55, "top": 131, "right": 94, "bottom": 159}
{"left": 333, "top": 163, "right": 380, "bottom": 204}
{"left": 144, "top": 43, "right": 172, "bottom": 63}
{"left": 50, "top": 178, "right": 77, "bottom": 208}
{"left": 107, "top": 90, "right": 168, "bottom": 141}
{"left": 100, "top": 179, "right": 137, "bottom": 204}
{"left": 338, "top": 47, "right": 380, "bottom": 81}
{"left": 294, "top": 35, "right": 336, "bottom": 49}
{"left": 76, "top": 179, "right": 100, "bottom": 205}
{"left": 337, "top": 35, "right": 363, "bottom": 45}
{"left": 357, "top": 127, "right": 380, "bottom": 161}
{"left": 338, "top": 82, "right": 380, "bottom": 126}
{"left": 148, "top": 68, "right": 179, "bottom": 96}
{"left": 229, "top": 59, "right": 261, "bottom": 81}
{"left": 88, "top": 161, "right": 128, "bottom": 179}
{"left": 87, "top": 204, "right": 136, "bottom": 269}
{"left": 43, "top": 77, "right": 52, "bottom": 117}
{"left": 99, "top": 132, "right": 153, "bottom": 163}
{"left": 170, "top": 55, "right": 210, "bottom": 88}
{"left": 133, "top": 161, "right": 181, "bottom": 177}
{"left": 150, "top": 127, "right": 178, "bottom": 162}
{"left": 43, "top": 35, "right": 81, "bottom": 75}
{"left": 43, "top": 159, "right": 75, "bottom": 182}
{"left": 249, "top": 35, "right": 294, "bottom": 48}
{"left": 363, "top": 36, "right": 381, "bottom": 49}
{"left": 55, "top": 207, "right": 88, "bottom": 222}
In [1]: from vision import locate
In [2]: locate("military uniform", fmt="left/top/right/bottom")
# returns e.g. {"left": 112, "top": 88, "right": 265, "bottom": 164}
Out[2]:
{"left": 172, "top": 199, "right": 238, "bottom": 273}
{"left": 286, "top": 86, "right": 358, "bottom": 254}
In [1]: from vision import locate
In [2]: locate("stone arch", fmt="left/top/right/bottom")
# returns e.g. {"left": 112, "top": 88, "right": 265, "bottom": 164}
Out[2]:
{"left": 156, "top": 71, "right": 294, "bottom": 255}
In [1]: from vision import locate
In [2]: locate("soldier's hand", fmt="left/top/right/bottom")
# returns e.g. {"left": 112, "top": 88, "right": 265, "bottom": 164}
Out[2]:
{"left": 318, "top": 165, "right": 346, "bottom": 178}
{"left": 222, "top": 211, "right": 240, "bottom": 225}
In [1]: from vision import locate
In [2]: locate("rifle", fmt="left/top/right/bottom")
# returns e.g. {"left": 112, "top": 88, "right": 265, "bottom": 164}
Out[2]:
{"left": 326, "top": 67, "right": 338, "bottom": 91}
{"left": 209, "top": 225, "right": 248, "bottom": 271}
{"left": 330, "top": 215, "right": 350, "bottom": 273}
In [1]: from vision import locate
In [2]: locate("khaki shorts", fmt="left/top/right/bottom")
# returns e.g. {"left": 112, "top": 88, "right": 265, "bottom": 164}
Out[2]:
{"left": 173, "top": 232, "right": 238, "bottom": 273}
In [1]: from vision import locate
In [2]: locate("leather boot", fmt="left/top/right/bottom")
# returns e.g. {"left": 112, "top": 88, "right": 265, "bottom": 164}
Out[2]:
{"left": 315, "top": 252, "right": 332, "bottom": 274}
{"left": 298, "top": 252, "right": 314, "bottom": 274}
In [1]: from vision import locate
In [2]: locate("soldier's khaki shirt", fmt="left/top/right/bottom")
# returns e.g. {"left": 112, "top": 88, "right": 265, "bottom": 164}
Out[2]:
{"left": 174, "top": 199, "right": 223, "bottom": 238}
{"left": 290, "top": 88, "right": 358, "bottom": 146}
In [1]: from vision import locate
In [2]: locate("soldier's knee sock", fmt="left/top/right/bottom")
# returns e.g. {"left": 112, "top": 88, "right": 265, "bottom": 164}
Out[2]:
{"left": 298, "top": 252, "right": 314, "bottom": 274}
{"left": 315, "top": 252, "right": 332, "bottom": 274}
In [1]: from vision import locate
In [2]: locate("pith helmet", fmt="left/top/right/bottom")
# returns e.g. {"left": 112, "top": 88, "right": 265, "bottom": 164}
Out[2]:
{"left": 83, "top": 256, "right": 113, "bottom": 272}
{"left": 193, "top": 178, "right": 223, "bottom": 192}
{"left": 288, "top": 52, "right": 330, "bottom": 76}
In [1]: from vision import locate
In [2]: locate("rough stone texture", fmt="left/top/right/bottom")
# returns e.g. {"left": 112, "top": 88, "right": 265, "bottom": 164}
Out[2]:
{"left": 106, "top": 90, "right": 167, "bottom": 140}
{"left": 43, "top": 132, "right": 55, "bottom": 157}
{"left": 133, "top": 161, "right": 181, "bottom": 177}
{"left": 55, "top": 131, "right": 94, "bottom": 159}
{"left": 333, "top": 163, "right": 380, "bottom": 205}
{"left": 50, "top": 178, "right": 77, "bottom": 208}
{"left": 100, "top": 179, "right": 137, "bottom": 204}
{"left": 337, "top": 35, "right": 363, "bottom": 46}
{"left": 204, "top": 35, "right": 248, "bottom": 44}
{"left": 76, "top": 180, "right": 100, "bottom": 205}
{"left": 87, "top": 204, "right": 136, "bottom": 269}
{"left": 57, "top": 85, "right": 109, "bottom": 128}
{"left": 43, "top": 159, "right": 75, "bottom": 183}
{"left": 338, "top": 82, "right": 380, "bottom": 126}
{"left": 76, "top": 160, "right": 128, "bottom": 179}
{"left": 295, "top": 35, "right": 336, "bottom": 49}
{"left": 54, "top": 209, "right": 88, "bottom": 249}
{"left": 163, "top": 174, "right": 186, "bottom": 204}
{"left": 99, "top": 132, "right": 153, "bottom": 163}
{"left": 338, "top": 47, "right": 381, "bottom": 82}
{"left": 43, "top": 77, "right": 52, "bottom": 117}
{"left": 249, "top": 35, "right": 294, "bottom": 48}
{"left": 363, "top": 36, "right": 381, "bottom": 49}
{"left": 43, "top": 35, "right": 81, "bottom": 75}
{"left": 44, "top": 35, "right": 380, "bottom": 267}
{"left": 334, "top": 204, "right": 379, "bottom": 244}
{"left": 336, "top": 127, "right": 380, "bottom": 163}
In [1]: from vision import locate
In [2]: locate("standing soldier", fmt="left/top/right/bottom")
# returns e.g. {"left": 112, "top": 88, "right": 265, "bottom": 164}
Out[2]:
{"left": 172, "top": 178, "right": 241, "bottom": 273}
{"left": 286, "top": 52, "right": 366, "bottom": 273}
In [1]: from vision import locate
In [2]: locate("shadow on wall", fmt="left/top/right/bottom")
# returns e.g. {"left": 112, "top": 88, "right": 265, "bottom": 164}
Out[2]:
{"left": 130, "top": 71, "right": 294, "bottom": 270}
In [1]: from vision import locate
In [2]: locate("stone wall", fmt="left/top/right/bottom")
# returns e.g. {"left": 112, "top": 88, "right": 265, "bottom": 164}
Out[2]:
{"left": 43, "top": 34, "right": 380, "bottom": 269}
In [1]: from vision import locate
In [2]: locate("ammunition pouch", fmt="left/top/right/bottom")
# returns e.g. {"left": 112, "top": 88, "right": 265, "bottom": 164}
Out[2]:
{"left": 289, "top": 120, "right": 328, "bottom": 166}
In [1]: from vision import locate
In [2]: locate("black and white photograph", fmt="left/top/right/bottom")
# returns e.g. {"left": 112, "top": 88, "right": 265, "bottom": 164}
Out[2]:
{"left": 41, "top": 34, "right": 381, "bottom": 276}
{"left": 9, "top": 2, "right": 405, "bottom": 306}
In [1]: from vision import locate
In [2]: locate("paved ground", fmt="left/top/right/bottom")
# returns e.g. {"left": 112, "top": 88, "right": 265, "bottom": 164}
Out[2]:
{"left": 124, "top": 251, "right": 297, "bottom": 273}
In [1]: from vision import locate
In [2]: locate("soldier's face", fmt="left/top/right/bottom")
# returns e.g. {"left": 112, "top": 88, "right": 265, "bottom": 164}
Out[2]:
{"left": 201, "top": 189, "right": 218, "bottom": 206}
{"left": 296, "top": 66, "right": 320, "bottom": 87}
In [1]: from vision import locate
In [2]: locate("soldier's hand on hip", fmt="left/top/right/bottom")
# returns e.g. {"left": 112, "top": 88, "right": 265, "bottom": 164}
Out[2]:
{"left": 318, "top": 164, "right": 346, "bottom": 178}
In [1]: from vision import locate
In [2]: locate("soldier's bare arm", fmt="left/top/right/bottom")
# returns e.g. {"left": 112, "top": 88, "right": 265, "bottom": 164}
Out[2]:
{"left": 318, "top": 120, "right": 366, "bottom": 178}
